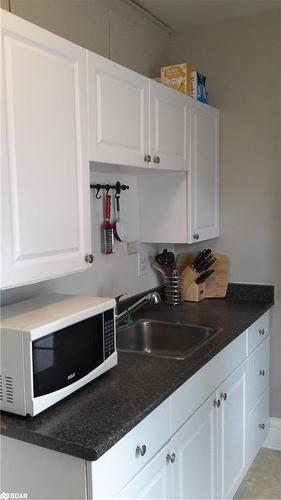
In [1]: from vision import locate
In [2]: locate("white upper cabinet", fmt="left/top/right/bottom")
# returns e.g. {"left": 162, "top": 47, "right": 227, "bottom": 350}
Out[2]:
{"left": 1, "top": 11, "right": 92, "bottom": 289}
{"left": 87, "top": 52, "right": 149, "bottom": 168}
{"left": 188, "top": 100, "right": 220, "bottom": 243}
{"left": 149, "top": 80, "right": 189, "bottom": 171}
{"left": 139, "top": 100, "right": 220, "bottom": 244}
{"left": 87, "top": 54, "right": 189, "bottom": 171}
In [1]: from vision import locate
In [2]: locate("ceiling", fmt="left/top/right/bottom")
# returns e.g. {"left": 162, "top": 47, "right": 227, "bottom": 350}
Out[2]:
{"left": 132, "top": 0, "right": 281, "bottom": 31}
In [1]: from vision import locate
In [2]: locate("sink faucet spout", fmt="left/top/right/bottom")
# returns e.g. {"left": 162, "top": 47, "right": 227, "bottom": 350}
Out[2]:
{"left": 116, "top": 291, "right": 161, "bottom": 323}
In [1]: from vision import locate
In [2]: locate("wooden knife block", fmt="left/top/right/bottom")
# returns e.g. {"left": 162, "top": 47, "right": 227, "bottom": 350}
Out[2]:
{"left": 177, "top": 253, "right": 229, "bottom": 302}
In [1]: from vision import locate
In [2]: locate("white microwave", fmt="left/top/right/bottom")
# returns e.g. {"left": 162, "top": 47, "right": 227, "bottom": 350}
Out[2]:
{"left": 0, "top": 293, "right": 117, "bottom": 416}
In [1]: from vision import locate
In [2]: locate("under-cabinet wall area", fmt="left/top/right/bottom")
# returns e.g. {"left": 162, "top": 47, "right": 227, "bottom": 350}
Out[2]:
{"left": 45, "top": 171, "right": 159, "bottom": 298}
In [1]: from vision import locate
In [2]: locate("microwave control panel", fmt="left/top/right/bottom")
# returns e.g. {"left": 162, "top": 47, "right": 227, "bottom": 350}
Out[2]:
{"left": 104, "top": 308, "right": 115, "bottom": 359}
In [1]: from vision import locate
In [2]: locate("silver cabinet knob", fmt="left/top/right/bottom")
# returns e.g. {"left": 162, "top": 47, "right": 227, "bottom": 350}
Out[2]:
{"left": 85, "top": 254, "right": 94, "bottom": 264}
{"left": 220, "top": 392, "right": 227, "bottom": 401}
{"left": 259, "top": 369, "right": 265, "bottom": 376}
{"left": 136, "top": 444, "right": 146, "bottom": 457}
{"left": 166, "top": 452, "right": 176, "bottom": 464}
{"left": 193, "top": 233, "right": 200, "bottom": 240}
{"left": 259, "top": 328, "right": 265, "bottom": 336}
{"left": 153, "top": 155, "right": 160, "bottom": 165}
{"left": 259, "top": 423, "right": 265, "bottom": 430}
{"left": 144, "top": 154, "right": 151, "bottom": 163}
{"left": 213, "top": 399, "right": 221, "bottom": 408}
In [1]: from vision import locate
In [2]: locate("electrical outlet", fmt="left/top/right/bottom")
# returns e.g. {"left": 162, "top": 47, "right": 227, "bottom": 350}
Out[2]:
{"left": 127, "top": 241, "right": 138, "bottom": 255}
{"left": 137, "top": 248, "right": 148, "bottom": 276}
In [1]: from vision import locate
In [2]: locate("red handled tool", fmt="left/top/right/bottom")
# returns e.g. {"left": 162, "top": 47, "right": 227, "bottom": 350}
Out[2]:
{"left": 102, "top": 194, "right": 114, "bottom": 255}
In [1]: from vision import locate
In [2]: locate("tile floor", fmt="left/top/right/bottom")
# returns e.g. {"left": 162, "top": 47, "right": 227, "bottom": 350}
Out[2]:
{"left": 234, "top": 448, "right": 281, "bottom": 499}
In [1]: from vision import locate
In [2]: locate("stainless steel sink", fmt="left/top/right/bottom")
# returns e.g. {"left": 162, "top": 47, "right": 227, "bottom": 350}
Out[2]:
{"left": 117, "top": 319, "right": 219, "bottom": 360}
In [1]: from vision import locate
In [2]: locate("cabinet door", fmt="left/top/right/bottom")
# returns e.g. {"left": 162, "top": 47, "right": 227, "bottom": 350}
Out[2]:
{"left": 116, "top": 444, "right": 172, "bottom": 499}
{"left": 188, "top": 100, "right": 220, "bottom": 243}
{"left": 247, "top": 337, "right": 270, "bottom": 412}
{"left": 172, "top": 394, "right": 218, "bottom": 499}
{"left": 88, "top": 52, "right": 149, "bottom": 168}
{"left": 1, "top": 11, "right": 91, "bottom": 289}
{"left": 218, "top": 362, "right": 247, "bottom": 499}
{"left": 247, "top": 386, "right": 269, "bottom": 468}
{"left": 149, "top": 80, "right": 189, "bottom": 171}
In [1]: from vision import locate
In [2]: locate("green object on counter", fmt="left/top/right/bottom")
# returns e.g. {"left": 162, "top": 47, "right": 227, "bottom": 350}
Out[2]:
{"left": 127, "top": 313, "right": 134, "bottom": 325}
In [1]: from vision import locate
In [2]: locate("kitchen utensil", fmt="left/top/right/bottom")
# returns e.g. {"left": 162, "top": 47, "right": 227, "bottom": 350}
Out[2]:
{"left": 177, "top": 252, "right": 229, "bottom": 301}
{"left": 194, "top": 254, "right": 216, "bottom": 274}
{"left": 114, "top": 195, "right": 127, "bottom": 242}
{"left": 155, "top": 249, "right": 176, "bottom": 277}
{"left": 182, "top": 281, "right": 206, "bottom": 302}
{"left": 163, "top": 274, "right": 183, "bottom": 305}
{"left": 197, "top": 256, "right": 216, "bottom": 274}
{"left": 195, "top": 269, "right": 215, "bottom": 285}
{"left": 205, "top": 255, "right": 229, "bottom": 298}
{"left": 152, "top": 261, "right": 166, "bottom": 278}
{"left": 102, "top": 194, "right": 114, "bottom": 255}
{"left": 192, "top": 249, "right": 212, "bottom": 271}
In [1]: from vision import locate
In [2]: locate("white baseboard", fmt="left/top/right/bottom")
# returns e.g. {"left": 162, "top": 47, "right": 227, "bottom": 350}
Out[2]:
{"left": 263, "top": 417, "right": 281, "bottom": 451}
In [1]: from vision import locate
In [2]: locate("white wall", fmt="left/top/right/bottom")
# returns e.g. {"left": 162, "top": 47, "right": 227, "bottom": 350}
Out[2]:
{"left": 1, "top": 0, "right": 171, "bottom": 77}
{"left": 171, "top": 9, "right": 281, "bottom": 418}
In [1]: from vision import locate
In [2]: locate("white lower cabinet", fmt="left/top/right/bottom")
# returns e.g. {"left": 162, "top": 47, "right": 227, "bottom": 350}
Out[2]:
{"left": 246, "top": 311, "right": 270, "bottom": 468}
{"left": 172, "top": 393, "right": 218, "bottom": 500}
{"left": 171, "top": 361, "right": 246, "bottom": 500}
{"left": 247, "top": 387, "right": 270, "bottom": 467}
{"left": 117, "top": 444, "right": 173, "bottom": 499}
{"left": 89, "top": 313, "right": 271, "bottom": 500}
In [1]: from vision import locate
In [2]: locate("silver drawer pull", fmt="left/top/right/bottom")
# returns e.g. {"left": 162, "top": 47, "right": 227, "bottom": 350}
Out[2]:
{"left": 259, "top": 328, "right": 265, "bottom": 336}
{"left": 259, "top": 423, "right": 265, "bottom": 430}
{"left": 259, "top": 369, "right": 265, "bottom": 376}
{"left": 85, "top": 253, "right": 94, "bottom": 263}
{"left": 136, "top": 444, "right": 146, "bottom": 457}
{"left": 220, "top": 392, "right": 227, "bottom": 401}
{"left": 166, "top": 452, "right": 176, "bottom": 464}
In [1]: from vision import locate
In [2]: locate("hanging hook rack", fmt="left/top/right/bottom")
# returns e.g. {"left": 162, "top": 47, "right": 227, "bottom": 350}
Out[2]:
{"left": 90, "top": 181, "right": 129, "bottom": 199}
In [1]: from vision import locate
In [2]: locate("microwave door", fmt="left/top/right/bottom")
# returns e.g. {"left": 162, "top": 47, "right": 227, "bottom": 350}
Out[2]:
{"left": 32, "top": 313, "right": 104, "bottom": 398}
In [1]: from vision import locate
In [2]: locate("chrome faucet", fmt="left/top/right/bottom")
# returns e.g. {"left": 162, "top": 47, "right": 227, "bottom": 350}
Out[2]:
{"left": 115, "top": 291, "right": 161, "bottom": 324}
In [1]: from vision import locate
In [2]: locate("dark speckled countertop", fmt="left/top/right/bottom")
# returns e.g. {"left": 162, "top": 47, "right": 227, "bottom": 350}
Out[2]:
{"left": 0, "top": 284, "right": 274, "bottom": 461}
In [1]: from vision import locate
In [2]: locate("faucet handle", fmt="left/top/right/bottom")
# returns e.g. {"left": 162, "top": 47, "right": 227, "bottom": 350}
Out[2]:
{"left": 115, "top": 292, "right": 127, "bottom": 306}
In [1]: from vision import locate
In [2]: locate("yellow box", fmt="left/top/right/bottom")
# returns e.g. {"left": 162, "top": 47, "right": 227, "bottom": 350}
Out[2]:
{"left": 160, "top": 63, "right": 192, "bottom": 95}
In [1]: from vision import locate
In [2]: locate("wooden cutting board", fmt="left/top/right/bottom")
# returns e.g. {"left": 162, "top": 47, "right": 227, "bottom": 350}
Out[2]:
{"left": 176, "top": 252, "right": 229, "bottom": 300}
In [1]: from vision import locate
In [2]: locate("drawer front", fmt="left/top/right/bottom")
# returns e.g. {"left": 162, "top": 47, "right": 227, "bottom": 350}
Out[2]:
{"left": 247, "top": 337, "right": 270, "bottom": 412}
{"left": 247, "top": 311, "right": 270, "bottom": 355}
{"left": 247, "top": 386, "right": 269, "bottom": 468}
{"left": 91, "top": 399, "right": 170, "bottom": 499}
{"left": 170, "top": 332, "right": 247, "bottom": 433}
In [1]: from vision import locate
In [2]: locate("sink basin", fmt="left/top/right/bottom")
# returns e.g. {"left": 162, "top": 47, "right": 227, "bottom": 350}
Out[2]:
{"left": 117, "top": 319, "right": 220, "bottom": 360}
